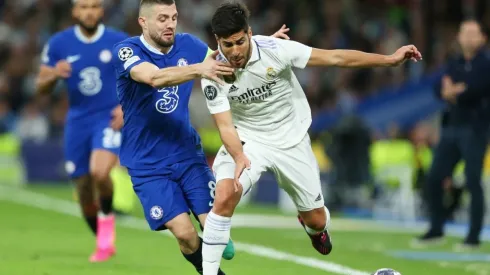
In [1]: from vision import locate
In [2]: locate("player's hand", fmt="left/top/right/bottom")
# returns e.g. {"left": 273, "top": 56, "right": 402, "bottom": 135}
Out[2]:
{"left": 233, "top": 153, "right": 251, "bottom": 193}
{"left": 389, "top": 45, "right": 423, "bottom": 66}
{"left": 110, "top": 105, "right": 124, "bottom": 130}
{"left": 54, "top": 60, "right": 72, "bottom": 78}
{"left": 199, "top": 50, "right": 234, "bottom": 85}
{"left": 272, "top": 24, "right": 290, "bottom": 40}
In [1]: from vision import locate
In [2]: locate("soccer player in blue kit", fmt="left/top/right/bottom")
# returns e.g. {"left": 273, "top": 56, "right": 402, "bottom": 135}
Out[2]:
{"left": 111, "top": 0, "right": 290, "bottom": 274}
{"left": 36, "top": 0, "right": 127, "bottom": 262}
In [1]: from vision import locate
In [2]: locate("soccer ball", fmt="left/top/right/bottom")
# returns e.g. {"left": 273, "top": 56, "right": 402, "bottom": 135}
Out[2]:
{"left": 371, "top": 268, "right": 401, "bottom": 275}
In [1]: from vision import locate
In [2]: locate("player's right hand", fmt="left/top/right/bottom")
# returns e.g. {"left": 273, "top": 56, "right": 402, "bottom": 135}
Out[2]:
{"left": 199, "top": 50, "right": 234, "bottom": 85}
{"left": 55, "top": 60, "right": 72, "bottom": 78}
{"left": 233, "top": 153, "right": 251, "bottom": 193}
{"left": 389, "top": 45, "right": 423, "bottom": 66}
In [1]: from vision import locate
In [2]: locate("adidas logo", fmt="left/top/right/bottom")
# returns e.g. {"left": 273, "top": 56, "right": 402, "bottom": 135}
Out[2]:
{"left": 229, "top": 85, "right": 239, "bottom": 93}
{"left": 315, "top": 194, "right": 322, "bottom": 202}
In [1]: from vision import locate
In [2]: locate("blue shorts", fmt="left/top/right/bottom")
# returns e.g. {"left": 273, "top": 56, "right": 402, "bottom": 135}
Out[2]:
{"left": 64, "top": 116, "right": 120, "bottom": 179}
{"left": 131, "top": 156, "right": 216, "bottom": 231}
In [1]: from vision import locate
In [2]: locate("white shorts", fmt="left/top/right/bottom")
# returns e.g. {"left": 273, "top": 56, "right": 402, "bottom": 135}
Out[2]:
{"left": 212, "top": 134, "right": 324, "bottom": 211}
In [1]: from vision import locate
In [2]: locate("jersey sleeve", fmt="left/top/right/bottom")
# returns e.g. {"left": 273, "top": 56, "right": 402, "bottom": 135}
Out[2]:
{"left": 112, "top": 42, "right": 146, "bottom": 79}
{"left": 186, "top": 34, "right": 210, "bottom": 63}
{"left": 41, "top": 36, "right": 61, "bottom": 67}
{"left": 201, "top": 79, "right": 230, "bottom": 114}
{"left": 275, "top": 38, "right": 313, "bottom": 69}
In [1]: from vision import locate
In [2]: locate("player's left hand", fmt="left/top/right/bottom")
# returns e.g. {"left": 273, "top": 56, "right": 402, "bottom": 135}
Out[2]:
{"left": 272, "top": 24, "right": 290, "bottom": 40}
{"left": 389, "top": 45, "right": 423, "bottom": 66}
{"left": 110, "top": 105, "right": 124, "bottom": 131}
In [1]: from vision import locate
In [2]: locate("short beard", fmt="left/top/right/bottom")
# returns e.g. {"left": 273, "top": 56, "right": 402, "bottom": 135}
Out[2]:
{"left": 149, "top": 30, "right": 174, "bottom": 48}
{"left": 77, "top": 20, "right": 101, "bottom": 35}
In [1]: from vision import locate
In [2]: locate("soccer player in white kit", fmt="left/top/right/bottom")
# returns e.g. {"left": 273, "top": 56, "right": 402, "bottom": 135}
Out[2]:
{"left": 200, "top": 2, "right": 423, "bottom": 274}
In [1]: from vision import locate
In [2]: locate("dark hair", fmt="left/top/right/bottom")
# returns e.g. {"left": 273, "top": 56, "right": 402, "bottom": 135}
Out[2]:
{"left": 140, "top": 0, "right": 175, "bottom": 7}
{"left": 211, "top": 1, "right": 250, "bottom": 38}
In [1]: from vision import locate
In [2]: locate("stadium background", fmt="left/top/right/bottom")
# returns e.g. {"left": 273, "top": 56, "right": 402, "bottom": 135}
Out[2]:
{"left": 1, "top": 0, "right": 490, "bottom": 274}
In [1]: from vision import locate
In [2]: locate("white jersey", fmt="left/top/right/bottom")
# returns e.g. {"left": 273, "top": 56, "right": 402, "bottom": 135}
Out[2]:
{"left": 201, "top": 35, "right": 313, "bottom": 149}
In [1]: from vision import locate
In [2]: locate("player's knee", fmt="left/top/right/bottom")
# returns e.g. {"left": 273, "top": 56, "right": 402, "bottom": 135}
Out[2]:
{"left": 173, "top": 226, "right": 198, "bottom": 250}
{"left": 213, "top": 180, "right": 241, "bottom": 216}
{"left": 90, "top": 168, "right": 111, "bottom": 184}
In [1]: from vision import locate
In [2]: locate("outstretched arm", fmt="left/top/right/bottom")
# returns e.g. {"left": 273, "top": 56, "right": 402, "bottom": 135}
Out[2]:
{"left": 130, "top": 50, "right": 234, "bottom": 87}
{"left": 307, "top": 45, "right": 423, "bottom": 68}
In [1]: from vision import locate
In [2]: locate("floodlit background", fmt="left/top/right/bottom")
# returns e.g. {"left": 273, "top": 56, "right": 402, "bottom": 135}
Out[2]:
{"left": 1, "top": 0, "right": 490, "bottom": 274}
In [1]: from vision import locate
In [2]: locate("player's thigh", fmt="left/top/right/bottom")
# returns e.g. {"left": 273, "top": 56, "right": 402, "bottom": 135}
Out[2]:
{"left": 272, "top": 135, "right": 324, "bottom": 212}
{"left": 64, "top": 122, "right": 92, "bottom": 179}
{"left": 175, "top": 157, "right": 216, "bottom": 216}
{"left": 91, "top": 121, "right": 120, "bottom": 177}
{"left": 89, "top": 149, "right": 118, "bottom": 180}
{"left": 213, "top": 143, "right": 268, "bottom": 198}
{"left": 132, "top": 176, "right": 190, "bottom": 231}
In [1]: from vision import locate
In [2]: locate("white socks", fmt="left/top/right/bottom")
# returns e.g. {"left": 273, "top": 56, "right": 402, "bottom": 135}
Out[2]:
{"left": 202, "top": 211, "right": 231, "bottom": 275}
{"left": 305, "top": 206, "right": 330, "bottom": 235}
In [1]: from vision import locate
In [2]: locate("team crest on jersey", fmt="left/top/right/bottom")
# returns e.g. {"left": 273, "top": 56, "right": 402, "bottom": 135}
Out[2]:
{"left": 204, "top": 85, "right": 217, "bottom": 100}
{"left": 156, "top": 86, "right": 179, "bottom": 113}
{"left": 118, "top": 47, "right": 133, "bottom": 61}
{"left": 99, "top": 49, "right": 112, "bottom": 63}
{"left": 177, "top": 58, "right": 188, "bottom": 67}
{"left": 266, "top": 67, "right": 277, "bottom": 80}
{"left": 150, "top": 206, "right": 163, "bottom": 220}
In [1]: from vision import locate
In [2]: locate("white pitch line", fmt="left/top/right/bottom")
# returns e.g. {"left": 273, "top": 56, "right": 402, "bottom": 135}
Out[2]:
{"left": 0, "top": 186, "right": 370, "bottom": 275}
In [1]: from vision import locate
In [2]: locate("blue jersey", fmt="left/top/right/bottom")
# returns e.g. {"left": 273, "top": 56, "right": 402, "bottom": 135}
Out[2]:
{"left": 42, "top": 25, "right": 128, "bottom": 121}
{"left": 112, "top": 34, "right": 209, "bottom": 173}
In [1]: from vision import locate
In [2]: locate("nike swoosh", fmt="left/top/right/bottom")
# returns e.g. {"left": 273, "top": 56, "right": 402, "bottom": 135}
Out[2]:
{"left": 66, "top": 55, "right": 81, "bottom": 63}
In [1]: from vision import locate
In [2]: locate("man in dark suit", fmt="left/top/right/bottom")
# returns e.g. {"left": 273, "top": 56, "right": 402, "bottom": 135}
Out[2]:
{"left": 416, "top": 19, "right": 490, "bottom": 248}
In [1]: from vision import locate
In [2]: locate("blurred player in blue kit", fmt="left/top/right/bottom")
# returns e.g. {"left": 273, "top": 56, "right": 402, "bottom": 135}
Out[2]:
{"left": 36, "top": 0, "right": 127, "bottom": 263}
{"left": 111, "top": 0, "right": 290, "bottom": 273}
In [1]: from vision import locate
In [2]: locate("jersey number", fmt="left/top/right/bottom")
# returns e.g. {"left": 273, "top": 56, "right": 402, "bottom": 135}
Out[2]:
{"left": 156, "top": 86, "right": 179, "bottom": 114}
{"left": 208, "top": 181, "right": 217, "bottom": 207}
{"left": 102, "top": 128, "right": 121, "bottom": 149}
{"left": 79, "top": 67, "right": 102, "bottom": 96}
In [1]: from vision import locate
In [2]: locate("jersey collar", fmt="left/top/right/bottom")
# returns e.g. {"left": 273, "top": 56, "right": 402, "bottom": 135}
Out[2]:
{"left": 74, "top": 24, "right": 105, "bottom": 44}
{"left": 140, "top": 35, "right": 174, "bottom": 55}
{"left": 247, "top": 39, "right": 261, "bottom": 65}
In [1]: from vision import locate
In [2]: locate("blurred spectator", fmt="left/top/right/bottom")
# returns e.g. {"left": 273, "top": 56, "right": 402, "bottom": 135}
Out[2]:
{"left": 0, "top": 97, "right": 15, "bottom": 133}
{"left": 14, "top": 100, "right": 48, "bottom": 143}
{"left": 0, "top": 0, "right": 486, "bottom": 146}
